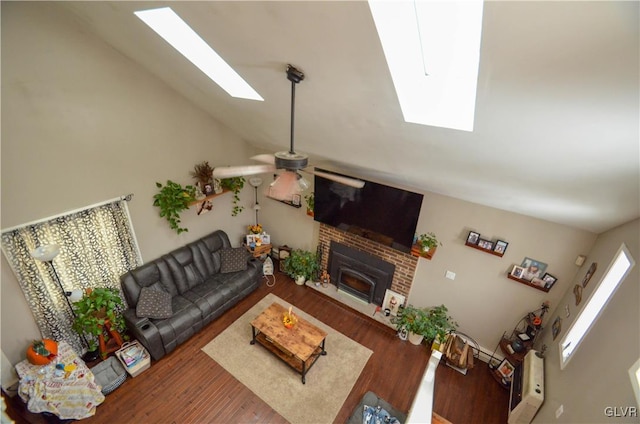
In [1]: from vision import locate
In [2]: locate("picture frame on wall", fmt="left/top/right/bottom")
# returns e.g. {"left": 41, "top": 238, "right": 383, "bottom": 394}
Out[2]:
{"left": 478, "top": 239, "right": 494, "bottom": 250}
{"left": 510, "top": 265, "right": 525, "bottom": 279}
{"left": 542, "top": 273, "right": 557, "bottom": 289}
{"left": 520, "top": 257, "right": 548, "bottom": 281}
{"left": 466, "top": 231, "right": 480, "bottom": 245}
{"left": 581, "top": 262, "right": 597, "bottom": 287}
{"left": 552, "top": 316, "right": 562, "bottom": 340}
{"left": 494, "top": 240, "right": 508, "bottom": 254}
{"left": 497, "top": 359, "right": 515, "bottom": 379}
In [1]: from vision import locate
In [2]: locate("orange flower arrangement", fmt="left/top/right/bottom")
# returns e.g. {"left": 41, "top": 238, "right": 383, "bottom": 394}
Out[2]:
{"left": 282, "top": 306, "right": 298, "bottom": 329}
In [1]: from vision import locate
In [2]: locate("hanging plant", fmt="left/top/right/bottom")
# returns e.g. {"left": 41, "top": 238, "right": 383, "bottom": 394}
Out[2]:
{"left": 221, "top": 177, "right": 245, "bottom": 216}
{"left": 153, "top": 180, "right": 197, "bottom": 234}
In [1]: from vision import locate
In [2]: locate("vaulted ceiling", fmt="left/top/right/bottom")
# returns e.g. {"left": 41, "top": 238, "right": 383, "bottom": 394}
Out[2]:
{"left": 60, "top": 1, "right": 639, "bottom": 234}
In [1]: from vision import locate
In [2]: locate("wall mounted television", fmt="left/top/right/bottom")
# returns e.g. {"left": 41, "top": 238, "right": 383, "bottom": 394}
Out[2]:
{"left": 313, "top": 169, "right": 423, "bottom": 253}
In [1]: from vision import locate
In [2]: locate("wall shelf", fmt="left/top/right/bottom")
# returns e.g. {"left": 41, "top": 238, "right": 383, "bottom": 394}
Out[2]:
{"left": 507, "top": 274, "right": 550, "bottom": 292}
{"left": 410, "top": 244, "right": 435, "bottom": 260}
{"left": 188, "top": 188, "right": 230, "bottom": 207}
{"left": 465, "top": 241, "right": 504, "bottom": 257}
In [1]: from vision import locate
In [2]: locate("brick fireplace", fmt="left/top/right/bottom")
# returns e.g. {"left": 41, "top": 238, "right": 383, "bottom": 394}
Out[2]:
{"left": 318, "top": 223, "right": 419, "bottom": 301}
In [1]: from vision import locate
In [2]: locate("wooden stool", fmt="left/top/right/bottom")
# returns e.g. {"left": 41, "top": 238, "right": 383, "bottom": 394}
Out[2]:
{"left": 98, "top": 320, "right": 124, "bottom": 359}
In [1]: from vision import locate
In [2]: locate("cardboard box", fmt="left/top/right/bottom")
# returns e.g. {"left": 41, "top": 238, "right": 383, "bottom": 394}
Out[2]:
{"left": 116, "top": 341, "right": 150, "bottom": 377}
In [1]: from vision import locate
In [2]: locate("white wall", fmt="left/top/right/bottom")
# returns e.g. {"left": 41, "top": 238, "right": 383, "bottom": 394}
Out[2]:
{"left": 1, "top": 2, "right": 256, "bottom": 364}
{"left": 533, "top": 218, "right": 639, "bottom": 423}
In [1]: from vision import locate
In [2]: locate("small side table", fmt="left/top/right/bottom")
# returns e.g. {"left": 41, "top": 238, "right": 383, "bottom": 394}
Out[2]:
{"left": 245, "top": 243, "right": 272, "bottom": 259}
{"left": 15, "top": 341, "right": 105, "bottom": 420}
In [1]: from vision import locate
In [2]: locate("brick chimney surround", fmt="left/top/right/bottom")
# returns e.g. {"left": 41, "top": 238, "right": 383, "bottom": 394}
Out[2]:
{"left": 318, "top": 223, "right": 419, "bottom": 301}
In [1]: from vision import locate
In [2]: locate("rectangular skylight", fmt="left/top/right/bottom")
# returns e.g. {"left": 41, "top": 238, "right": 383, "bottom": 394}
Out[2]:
{"left": 135, "top": 7, "right": 263, "bottom": 101}
{"left": 368, "top": 0, "right": 484, "bottom": 131}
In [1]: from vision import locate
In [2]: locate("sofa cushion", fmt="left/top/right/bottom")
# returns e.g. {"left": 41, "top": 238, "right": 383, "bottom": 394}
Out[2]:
{"left": 220, "top": 248, "right": 250, "bottom": 273}
{"left": 136, "top": 287, "right": 173, "bottom": 319}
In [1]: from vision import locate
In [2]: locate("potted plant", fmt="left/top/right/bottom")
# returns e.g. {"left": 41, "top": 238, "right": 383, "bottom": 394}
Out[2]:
{"left": 304, "top": 192, "right": 314, "bottom": 217}
{"left": 72, "top": 288, "right": 126, "bottom": 356}
{"left": 417, "top": 232, "right": 442, "bottom": 253}
{"left": 221, "top": 177, "right": 245, "bottom": 216}
{"left": 283, "top": 249, "right": 320, "bottom": 285}
{"left": 153, "top": 180, "right": 197, "bottom": 234}
{"left": 190, "top": 161, "right": 214, "bottom": 194}
{"left": 392, "top": 304, "right": 457, "bottom": 345}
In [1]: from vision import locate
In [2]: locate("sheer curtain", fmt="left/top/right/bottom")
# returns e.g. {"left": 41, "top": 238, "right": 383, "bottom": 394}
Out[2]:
{"left": 1, "top": 199, "right": 142, "bottom": 354}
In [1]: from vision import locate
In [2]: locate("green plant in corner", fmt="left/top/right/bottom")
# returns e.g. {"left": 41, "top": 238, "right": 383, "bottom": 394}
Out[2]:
{"left": 391, "top": 304, "right": 457, "bottom": 343}
{"left": 221, "top": 176, "right": 245, "bottom": 216}
{"left": 417, "top": 232, "right": 442, "bottom": 252}
{"left": 153, "top": 180, "right": 196, "bottom": 234}
{"left": 283, "top": 249, "right": 320, "bottom": 282}
{"left": 72, "top": 288, "right": 127, "bottom": 352}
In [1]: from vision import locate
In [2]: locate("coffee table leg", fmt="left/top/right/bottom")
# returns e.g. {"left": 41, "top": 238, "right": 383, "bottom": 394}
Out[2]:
{"left": 321, "top": 338, "right": 327, "bottom": 355}
{"left": 301, "top": 361, "right": 306, "bottom": 384}
{"left": 250, "top": 326, "right": 256, "bottom": 345}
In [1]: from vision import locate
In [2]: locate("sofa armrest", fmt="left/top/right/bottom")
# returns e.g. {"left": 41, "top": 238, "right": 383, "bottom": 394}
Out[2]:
{"left": 122, "top": 309, "right": 165, "bottom": 361}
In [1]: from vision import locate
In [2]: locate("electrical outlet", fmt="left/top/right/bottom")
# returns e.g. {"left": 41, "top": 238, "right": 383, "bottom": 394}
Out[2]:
{"left": 445, "top": 271, "right": 456, "bottom": 280}
{"left": 555, "top": 404, "right": 564, "bottom": 419}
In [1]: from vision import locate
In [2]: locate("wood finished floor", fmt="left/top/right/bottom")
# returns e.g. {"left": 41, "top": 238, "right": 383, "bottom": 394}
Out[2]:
{"left": 7, "top": 272, "right": 509, "bottom": 423}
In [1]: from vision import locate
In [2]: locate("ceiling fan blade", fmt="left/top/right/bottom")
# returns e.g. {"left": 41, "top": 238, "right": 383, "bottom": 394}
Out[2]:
{"left": 213, "top": 164, "right": 276, "bottom": 178}
{"left": 250, "top": 154, "right": 276, "bottom": 165}
{"left": 303, "top": 169, "right": 365, "bottom": 189}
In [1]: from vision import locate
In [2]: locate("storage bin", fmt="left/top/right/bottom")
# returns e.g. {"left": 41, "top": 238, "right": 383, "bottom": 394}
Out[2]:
{"left": 116, "top": 341, "right": 150, "bottom": 377}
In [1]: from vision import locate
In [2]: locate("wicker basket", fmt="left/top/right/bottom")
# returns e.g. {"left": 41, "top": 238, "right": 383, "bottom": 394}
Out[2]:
{"left": 91, "top": 356, "right": 127, "bottom": 395}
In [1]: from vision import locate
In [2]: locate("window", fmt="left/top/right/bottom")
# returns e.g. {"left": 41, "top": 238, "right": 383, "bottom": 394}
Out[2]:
{"left": 559, "top": 244, "right": 635, "bottom": 369}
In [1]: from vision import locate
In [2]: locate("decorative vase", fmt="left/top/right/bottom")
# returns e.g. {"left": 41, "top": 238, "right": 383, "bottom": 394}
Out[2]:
{"left": 408, "top": 332, "right": 424, "bottom": 345}
{"left": 295, "top": 275, "right": 306, "bottom": 286}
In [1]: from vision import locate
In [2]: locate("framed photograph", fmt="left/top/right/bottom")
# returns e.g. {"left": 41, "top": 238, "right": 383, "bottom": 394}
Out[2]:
{"left": 261, "top": 234, "right": 271, "bottom": 245}
{"left": 497, "top": 359, "right": 515, "bottom": 379}
{"left": 494, "top": 240, "right": 508, "bottom": 254}
{"left": 382, "top": 289, "right": 406, "bottom": 316}
{"left": 466, "top": 231, "right": 480, "bottom": 245}
{"left": 581, "top": 262, "right": 597, "bottom": 287}
{"left": 510, "top": 265, "right": 525, "bottom": 279}
{"left": 520, "top": 257, "right": 548, "bottom": 281}
{"left": 245, "top": 234, "right": 256, "bottom": 245}
{"left": 542, "top": 273, "right": 557, "bottom": 289}
{"left": 478, "top": 239, "right": 494, "bottom": 250}
{"left": 531, "top": 277, "right": 546, "bottom": 288}
{"left": 552, "top": 316, "right": 562, "bottom": 340}
{"left": 292, "top": 194, "right": 301, "bottom": 206}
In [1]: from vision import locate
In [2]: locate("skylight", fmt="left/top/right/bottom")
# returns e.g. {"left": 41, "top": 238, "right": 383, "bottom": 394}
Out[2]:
{"left": 368, "top": 0, "right": 484, "bottom": 131}
{"left": 135, "top": 7, "right": 263, "bottom": 101}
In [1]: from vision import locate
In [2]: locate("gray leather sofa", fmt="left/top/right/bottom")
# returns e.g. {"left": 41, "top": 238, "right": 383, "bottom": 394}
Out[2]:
{"left": 120, "top": 230, "right": 261, "bottom": 360}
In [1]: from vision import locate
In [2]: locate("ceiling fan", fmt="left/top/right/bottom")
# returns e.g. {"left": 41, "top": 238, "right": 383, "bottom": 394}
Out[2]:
{"left": 212, "top": 64, "right": 365, "bottom": 201}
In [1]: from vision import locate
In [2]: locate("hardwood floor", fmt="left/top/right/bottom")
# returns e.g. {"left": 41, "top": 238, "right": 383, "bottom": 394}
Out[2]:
{"left": 6, "top": 272, "right": 509, "bottom": 423}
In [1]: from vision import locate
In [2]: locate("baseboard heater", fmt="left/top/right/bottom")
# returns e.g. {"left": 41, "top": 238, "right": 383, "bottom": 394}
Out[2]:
{"left": 508, "top": 350, "right": 544, "bottom": 424}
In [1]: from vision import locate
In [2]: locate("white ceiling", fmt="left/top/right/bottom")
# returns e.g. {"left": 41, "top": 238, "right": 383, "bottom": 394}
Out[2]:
{"left": 60, "top": 1, "right": 639, "bottom": 234}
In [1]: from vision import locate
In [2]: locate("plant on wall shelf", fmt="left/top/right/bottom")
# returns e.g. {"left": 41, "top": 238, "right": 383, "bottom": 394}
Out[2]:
{"left": 153, "top": 180, "right": 196, "bottom": 234}
{"left": 304, "top": 192, "right": 314, "bottom": 216}
{"left": 417, "top": 232, "right": 442, "bottom": 252}
{"left": 190, "top": 161, "right": 214, "bottom": 188}
{"left": 221, "top": 177, "right": 245, "bottom": 216}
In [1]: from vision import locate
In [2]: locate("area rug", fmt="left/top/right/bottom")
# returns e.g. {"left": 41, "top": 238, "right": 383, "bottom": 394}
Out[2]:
{"left": 201, "top": 293, "right": 373, "bottom": 424}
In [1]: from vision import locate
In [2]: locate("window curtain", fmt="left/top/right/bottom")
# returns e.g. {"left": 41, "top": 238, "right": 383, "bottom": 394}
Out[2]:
{"left": 1, "top": 199, "right": 142, "bottom": 354}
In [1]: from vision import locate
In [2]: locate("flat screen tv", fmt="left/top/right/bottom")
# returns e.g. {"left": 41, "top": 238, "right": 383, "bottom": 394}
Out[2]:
{"left": 313, "top": 169, "right": 423, "bottom": 253}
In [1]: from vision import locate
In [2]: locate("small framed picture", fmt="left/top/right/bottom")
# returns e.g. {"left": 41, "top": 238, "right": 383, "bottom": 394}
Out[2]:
{"left": 494, "top": 240, "right": 508, "bottom": 254}
{"left": 261, "top": 234, "right": 271, "bottom": 245}
{"left": 466, "top": 231, "right": 480, "bottom": 245}
{"left": 382, "top": 289, "right": 406, "bottom": 317}
{"left": 581, "top": 262, "right": 597, "bottom": 288}
{"left": 478, "top": 239, "right": 494, "bottom": 250}
{"left": 552, "top": 316, "right": 562, "bottom": 340}
{"left": 497, "top": 359, "right": 515, "bottom": 379}
{"left": 292, "top": 194, "right": 301, "bottom": 206}
{"left": 542, "top": 273, "right": 557, "bottom": 289}
{"left": 246, "top": 234, "right": 256, "bottom": 245}
{"left": 510, "top": 265, "right": 525, "bottom": 279}
{"left": 520, "top": 257, "right": 548, "bottom": 282}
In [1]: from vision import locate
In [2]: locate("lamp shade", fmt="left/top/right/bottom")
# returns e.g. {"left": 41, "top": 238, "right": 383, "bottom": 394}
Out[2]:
{"left": 30, "top": 244, "right": 61, "bottom": 262}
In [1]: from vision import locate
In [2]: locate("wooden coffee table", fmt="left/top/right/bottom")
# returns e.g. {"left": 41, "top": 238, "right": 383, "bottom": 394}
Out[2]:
{"left": 250, "top": 302, "right": 327, "bottom": 384}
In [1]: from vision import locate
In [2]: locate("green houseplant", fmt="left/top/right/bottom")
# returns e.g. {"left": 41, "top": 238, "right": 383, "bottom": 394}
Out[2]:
{"left": 72, "top": 288, "right": 126, "bottom": 352}
{"left": 417, "top": 232, "right": 442, "bottom": 252}
{"left": 283, "top": 249, "right": 320, "bottom": 285}
{"left": 221, "top": 176, "right": 245, "bottom": 216}
{"left": 153, "top": 180, "right": 197, "bottom": 234}
{"left": 392, "top": 304, "right": 457, "bottom": 345}
{"left": 304, "top": 192, "right": 314, "bottom": 217}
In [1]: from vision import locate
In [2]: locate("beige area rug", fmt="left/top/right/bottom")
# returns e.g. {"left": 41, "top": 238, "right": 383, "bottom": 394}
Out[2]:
{"left": 202, "top": 293, "right": 373, "bottom": 424}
